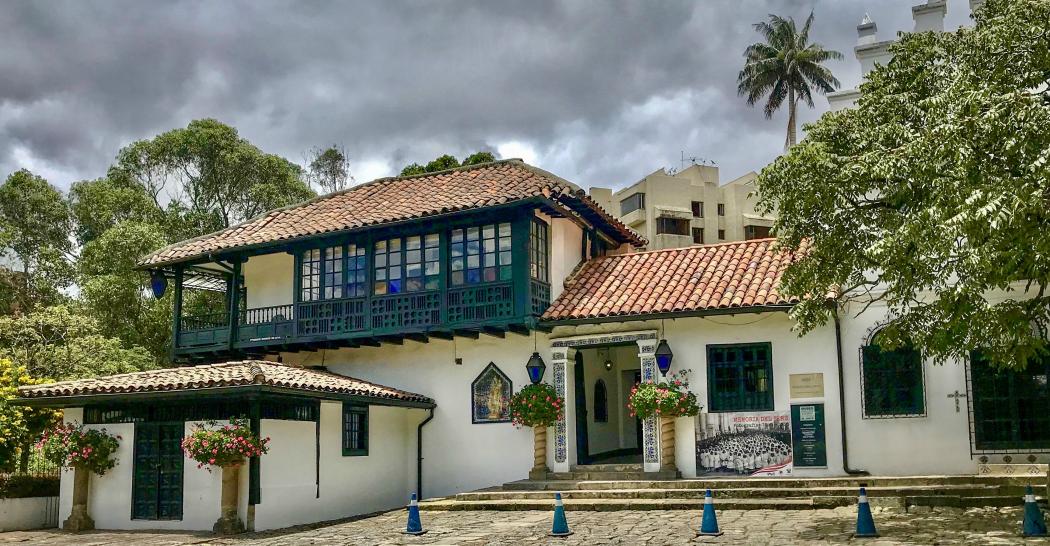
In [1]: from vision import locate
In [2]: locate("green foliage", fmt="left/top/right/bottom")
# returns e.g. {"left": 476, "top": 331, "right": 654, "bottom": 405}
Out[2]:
{"left": 0, "top": 358, "right": 60, "bottom": 472}
{"left": 463, "top": 151, "right": 496, "bottom": 166}
{"left": 0, "top": 306, "right": 155, "bottom": 380}
{"left": 181, "top": 419, "right": 270, "bottom": 470}
{"left": 0, "top": 474, "right": 60, "bottom": 499}
{"left": 0, "top": 170, "right": 74, "bottom": 311}
{"left": 627, "top": 371, "right": 701, "bottom": 420}
{"left": 39, "top": 422, "right": 121, "bottom": 475}
{"left": 738, "top": 12, "right": 842, "bottom": 148}
{"left": 508, "top": 383, "right": 563, "bottom": 428}
{"left": 399, "top": 151, "right": 496, "bottom": 176}
{"left": 68, "top": 172, "right": 161, "bottom": 246}
{"left": 755, "top": 0, "right": 1050, "bottom": 370}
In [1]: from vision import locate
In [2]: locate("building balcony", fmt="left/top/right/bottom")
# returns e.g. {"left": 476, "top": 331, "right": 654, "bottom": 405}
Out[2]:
{"left": 175, "top": 278, "right": 552, "bottom": 359}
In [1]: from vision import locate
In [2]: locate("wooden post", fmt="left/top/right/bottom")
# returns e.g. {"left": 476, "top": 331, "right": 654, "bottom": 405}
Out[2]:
{"left": 63, "top": 466, "right": 94, "bottom": 531}
{"left": 213, "top": 464, "right": 245, "bottom": 535}
{"left": 530, "top": 426, "right": 548, "bottom": 480}
{"left": 660, "top": 416, "right": 676, "bottom": 472}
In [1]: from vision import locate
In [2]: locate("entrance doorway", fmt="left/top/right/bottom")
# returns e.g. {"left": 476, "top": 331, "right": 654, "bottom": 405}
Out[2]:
{"left": 132, "top": 422, "right": 184, "bottom": 520}
{"left": 570, "top": 345, "right": 642, "bottom": 465}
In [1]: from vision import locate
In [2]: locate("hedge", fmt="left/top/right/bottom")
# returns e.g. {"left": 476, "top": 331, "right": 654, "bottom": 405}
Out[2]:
{"left": 0, "top": 474, "right": 60, "bottom": 499}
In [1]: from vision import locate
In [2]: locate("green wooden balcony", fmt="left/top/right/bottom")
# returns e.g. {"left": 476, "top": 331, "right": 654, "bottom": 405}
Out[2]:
{"left": 175, "top": 278, "right": 551, "bottom": 358}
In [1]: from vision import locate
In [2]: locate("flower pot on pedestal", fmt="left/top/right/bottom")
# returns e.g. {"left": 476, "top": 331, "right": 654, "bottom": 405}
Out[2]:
{"left": 529, "top": 426, "right": 549, "bottom": 480}
{"left": 63, "top": 465, "right": 94, "bottom": 531}
{"left": 213, "top": 463, "right": 244, "bottom": 535}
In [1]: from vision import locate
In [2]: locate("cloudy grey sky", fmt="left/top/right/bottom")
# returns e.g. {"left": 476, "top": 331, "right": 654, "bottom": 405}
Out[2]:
{"left": 0, "top": 1, "right": 975, "bottom": 193}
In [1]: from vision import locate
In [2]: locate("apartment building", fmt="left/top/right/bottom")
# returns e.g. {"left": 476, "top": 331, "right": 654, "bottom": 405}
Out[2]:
{"left": 589, "top": 164, "right": 774, "bottom": 250}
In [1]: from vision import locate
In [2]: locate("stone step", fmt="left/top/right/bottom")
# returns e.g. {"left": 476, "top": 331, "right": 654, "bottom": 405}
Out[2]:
{"left": 419, "top": 495, "right": 1033, "bottom": 512}
{"left": 544, "top": 471, "right": 679, "bottom": 481}
{"left": 501, "top": 475, "right": 1040, "bottom": 491}
{"left": 570, "top": 463, "right": 644, "bottom": 472}
{"left": 454, "top": 484, "right": 1007, "bottom": 501}
{"left": 419, "top": 497, "right": 833, "bottom": 511}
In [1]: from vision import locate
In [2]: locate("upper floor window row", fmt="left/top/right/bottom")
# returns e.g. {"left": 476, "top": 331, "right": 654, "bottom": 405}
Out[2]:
{"left": 620, "top": 192, "right": 645, "bottom": 216}
{"left": 299, "top": 220, "right": 542, "bottom": 300}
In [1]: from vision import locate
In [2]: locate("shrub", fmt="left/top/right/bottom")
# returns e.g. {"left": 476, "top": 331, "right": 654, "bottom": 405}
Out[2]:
{"left": 0, "top": 474, "right": 60, "bottom": 498}
{"left": 37, "top": 422, "right": 121, "bottom": 476}
{"left": 509, "top": 383, "right": 563, "bottom": 428}
{"left": 627, "top": 370, "right": 701, "bottom": 420}
{"left": 182, "top": 419, "right": 269, "bottom": 470}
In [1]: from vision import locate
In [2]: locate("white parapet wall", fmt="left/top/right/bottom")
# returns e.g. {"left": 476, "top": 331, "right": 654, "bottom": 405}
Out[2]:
{"left": 0, "top": 496, "right": 58, "bottom": 531}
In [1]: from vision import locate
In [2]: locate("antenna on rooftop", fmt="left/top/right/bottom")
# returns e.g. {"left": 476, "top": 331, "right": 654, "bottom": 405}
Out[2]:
{"left": 674, "top": 150, "right": 717, "bottom": 173}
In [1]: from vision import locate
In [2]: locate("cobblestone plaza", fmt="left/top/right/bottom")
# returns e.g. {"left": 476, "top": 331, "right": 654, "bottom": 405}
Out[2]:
{"left": 2, "top": 506, "right": 1044, "bottom": 545}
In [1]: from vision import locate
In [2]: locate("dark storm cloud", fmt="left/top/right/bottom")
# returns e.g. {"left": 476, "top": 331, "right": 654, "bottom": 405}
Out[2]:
{"left": 0, "top": 0, "right": 975, "bottom": 192}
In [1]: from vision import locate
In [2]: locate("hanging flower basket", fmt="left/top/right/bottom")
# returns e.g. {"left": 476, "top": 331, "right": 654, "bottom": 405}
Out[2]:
{"left": 182, "top": 419, "right": 269, "bottom": 470}
{"left": 627, "top": 370, "right": 701, "bottom": 420}
{"left": 509, "top": 383, "right": 563, "bottom": 429}
{"left": 38, "top": 422, "right": 121, "bottom": 475}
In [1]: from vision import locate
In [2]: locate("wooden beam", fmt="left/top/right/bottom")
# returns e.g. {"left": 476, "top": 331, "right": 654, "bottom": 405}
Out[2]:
{"left": 377, "top": 336, "right": 404, "bottom": 345}
{"left": 507, "top": 324, "right": 531, "bottom": 337}
{"left": 404, "top": 333, "right": 430, "bottom": 344}
{"left": 357, "top": 338, "right": 381, "bottom": 347}
{"left": 481, "top": 326, "right": 506, "bottom": 338}
{"left": 453, "top": 329, "right": 480, "bottom": 340}
{"left": 428, "top": 330, "right": 455, "bottom": 341}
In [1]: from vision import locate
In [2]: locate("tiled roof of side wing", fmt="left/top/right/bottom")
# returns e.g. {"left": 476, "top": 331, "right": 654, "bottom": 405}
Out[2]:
{"left": 139, "top": 160, "right": 644, "bottom": 267}
{"left": 17, "top": 360, "right": 433, "bottom": 404}
{"left": 542, "top": 238, "right": 809, "bottom": 321}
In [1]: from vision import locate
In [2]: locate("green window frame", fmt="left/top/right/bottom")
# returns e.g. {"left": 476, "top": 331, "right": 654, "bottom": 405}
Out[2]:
{"left": 450, "top": 223, "right": 511, "bottom": 286}
{"left": 530, "top": 219, "right": 549, "bottom": 282}
{"left": 707, "top": 343, "right": 774, "bottom": 412}
{"left": 300, "top": 248, "right": 322, "bottom": 301}
{"left": 342, "top": 403, "right": 368, "bottom": 456}
{"left": 971, "top": 351, "right": 1050, "bottom": 450}
{"left": 301, "top": 245, "right": 352, "bottom": 302}
{"left": 323, "top": 246, "right": 343, "bottom": 299}
{"left": 346, "top": 243, "right": 367, "bottom": 298}
{"left": 861, "top": 334, "right": 925, "bottom": 417}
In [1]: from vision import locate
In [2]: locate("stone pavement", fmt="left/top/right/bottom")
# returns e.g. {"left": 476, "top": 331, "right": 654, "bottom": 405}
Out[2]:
{"left": 1, "top": 506, "right": 1046, "bottom": 545}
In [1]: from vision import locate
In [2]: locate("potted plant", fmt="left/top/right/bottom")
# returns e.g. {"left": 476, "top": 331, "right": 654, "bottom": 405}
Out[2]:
{"left": 627, "top": 371, "right": 701, "bottom": 471}
{"left": 182, "top": 419, "right": 269, "bottom": 534}
{"left": 509, "top": 383, "right": 563, "bottom": 479}
{"left": 38, "top": 422, "right": 121, "bottom": 531}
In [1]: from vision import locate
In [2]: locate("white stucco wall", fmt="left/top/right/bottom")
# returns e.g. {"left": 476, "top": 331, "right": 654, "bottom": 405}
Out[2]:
{"left": 285, "top": 333, "right": 541, "bottom": 498}
{"left": 253, "top": 405, "right": 420, "bottom": 531}
{"left": 544, "top": 214, "right": 584, "bottom": 301}
{"left": 243, "top": 252, "right": 294, "bottom": 309}
{"left": 0, "top": 497, "right": 57, "bottom": 531}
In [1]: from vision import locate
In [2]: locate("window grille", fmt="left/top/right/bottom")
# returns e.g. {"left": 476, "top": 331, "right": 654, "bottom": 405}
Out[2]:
{"left": 707, "top": 343, "right": 774, "bottom": 412}
{"left": 342, "top": 403, "right": 369, "bottom": 456}
{"left": 861, "top": 336, "right": 925, "bottom": 417}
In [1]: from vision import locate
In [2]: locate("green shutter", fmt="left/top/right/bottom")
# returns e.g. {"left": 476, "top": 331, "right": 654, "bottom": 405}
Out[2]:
{"left": 706, "top": 343, "right": 774, "bottom": 412}
{"left": 861, "top": 344, "right": 924, "bottom": 417}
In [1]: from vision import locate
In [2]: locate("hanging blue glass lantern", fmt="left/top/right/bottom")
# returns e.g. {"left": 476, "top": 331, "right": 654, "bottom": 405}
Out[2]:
{"left": 149, "top": 270, "right": 168, "bottom": 299}
{"left": 526, "top": 352, "right": 546, "bottom": 384}
{"left": 655, "top": 339, "right": 673, "bottom": 375}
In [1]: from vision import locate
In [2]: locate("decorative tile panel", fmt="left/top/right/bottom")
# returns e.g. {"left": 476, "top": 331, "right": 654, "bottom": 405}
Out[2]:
{"left": 553, "top": 357, "right": 568, "bottom": 464}
{"left": 643, "top": 416, "right": 658, "bottom": 464}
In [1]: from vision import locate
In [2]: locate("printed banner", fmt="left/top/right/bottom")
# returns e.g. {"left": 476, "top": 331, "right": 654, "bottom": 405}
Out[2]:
{"left": 695, "top": 411, "right": 793, "bottom": 477}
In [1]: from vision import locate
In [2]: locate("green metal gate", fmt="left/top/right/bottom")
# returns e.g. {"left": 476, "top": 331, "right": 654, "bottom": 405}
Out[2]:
{"left": 132, "top": 422, "right": 184, "bottom": 520}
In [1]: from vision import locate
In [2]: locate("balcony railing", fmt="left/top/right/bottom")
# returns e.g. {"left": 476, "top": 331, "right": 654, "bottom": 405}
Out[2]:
{"left": 176, "top": 278, "right": 552, "bottom": 354}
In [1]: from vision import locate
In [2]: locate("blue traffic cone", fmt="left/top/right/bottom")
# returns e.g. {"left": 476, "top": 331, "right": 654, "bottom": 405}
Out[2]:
{"left": 697, "top": 489, "right": 724, "bottom": 537}
{"left": 855, "top": 487, "right": 878, "bottom": 538}
{"left": 549, "top": 492, "right": 573, "bottom": 537}
{"left": 403, "top": 493, "right": 427, "bottom": 535}
{"left": 1022, "top": 485, "right": 1047, "bottom": 537}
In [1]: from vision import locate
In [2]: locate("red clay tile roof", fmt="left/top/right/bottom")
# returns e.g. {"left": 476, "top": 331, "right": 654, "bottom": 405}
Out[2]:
{"left": 140, "top": 160, "right": 644, "bottom": 267}
{"left": 17, "top": 360, "right": 433, "bottom": 405}
{"left": 542, "top": 238, "right": 808, "bottom": 322}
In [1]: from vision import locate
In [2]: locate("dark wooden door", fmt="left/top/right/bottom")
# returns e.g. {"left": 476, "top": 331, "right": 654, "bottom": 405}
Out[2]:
{"left": 634, "top": 371, "right": 643, "bottom": 450}
{"left": 133, "top": 423, "right": 184, "bottom": 520}
{"left": 574, "top": 352, "right": 590, "bottom": 464}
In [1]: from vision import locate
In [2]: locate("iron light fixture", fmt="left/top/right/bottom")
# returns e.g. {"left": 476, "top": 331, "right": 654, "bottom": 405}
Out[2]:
{"left": 655, "top": 339, "right": 673, "bottom": 375}
{"left": 149, "top": 270, "right": 168, "bottom": 299}
{"left": 526, "top": 352, "right": 546, "bottom": 384}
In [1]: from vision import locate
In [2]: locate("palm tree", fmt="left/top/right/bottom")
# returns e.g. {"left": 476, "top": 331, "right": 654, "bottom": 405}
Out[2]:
{"left": 738, "top": 12, "right": 843, "bottom": 149}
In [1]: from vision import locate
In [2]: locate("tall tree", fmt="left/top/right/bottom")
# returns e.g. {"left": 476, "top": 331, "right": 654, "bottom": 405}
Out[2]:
{"left": 306, "top": 145, "right": 353, "bottom": 194}
{"left": 0, "top": 170, "right": 74, "bottom": 312}
{"left": 737, "top": 12, "right": 842, "bottom": 149}
{"left": 755, "top": 0, "right": 1050, "bottom": 369}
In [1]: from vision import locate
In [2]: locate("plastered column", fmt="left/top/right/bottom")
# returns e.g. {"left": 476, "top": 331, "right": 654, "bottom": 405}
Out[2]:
{"left": 550, "top": 347, "right": 576, "bottom": 473}
{"left": 636, "top": 338, "right": 662, "bottom": 473}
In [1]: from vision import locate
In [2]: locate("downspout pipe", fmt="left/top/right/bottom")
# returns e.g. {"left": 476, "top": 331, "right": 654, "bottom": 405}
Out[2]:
{"left": 417, "top": 408, "right": 435, "bottom": 499}
{"left": 834, "top": 306, "right": 869, "bottom": 476}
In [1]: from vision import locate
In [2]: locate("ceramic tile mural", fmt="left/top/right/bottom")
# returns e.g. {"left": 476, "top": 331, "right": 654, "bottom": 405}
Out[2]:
{"left": 471, "top": 363, "right": 512, "bottom": 424}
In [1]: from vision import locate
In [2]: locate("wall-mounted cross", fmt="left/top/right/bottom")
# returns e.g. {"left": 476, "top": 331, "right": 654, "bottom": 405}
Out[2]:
{"left": 947, "top": 390, "right": 967, "bottom": 413}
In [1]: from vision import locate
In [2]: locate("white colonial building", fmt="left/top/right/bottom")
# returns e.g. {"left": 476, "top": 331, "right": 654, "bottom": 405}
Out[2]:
{"left": 18, "top": 159, "right": 1048, "bottom": 531}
